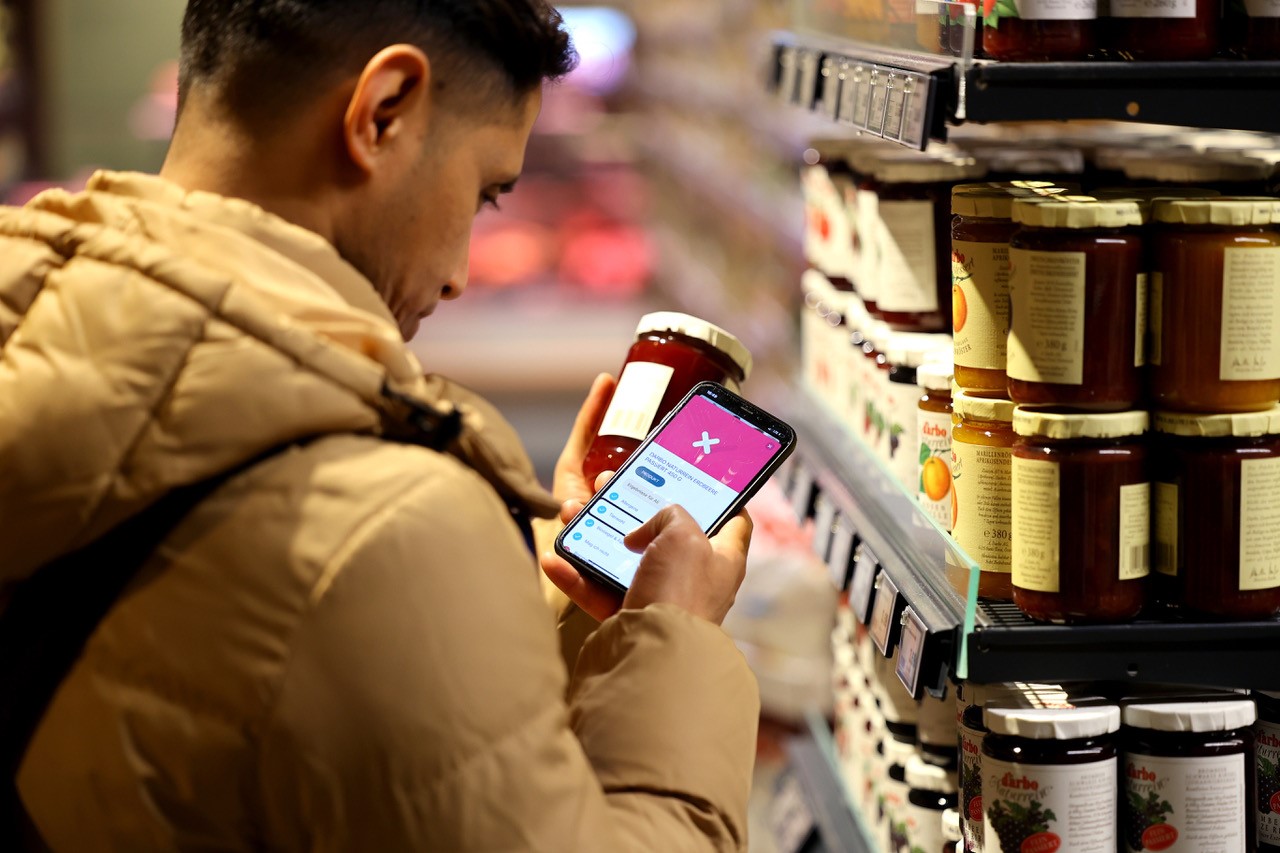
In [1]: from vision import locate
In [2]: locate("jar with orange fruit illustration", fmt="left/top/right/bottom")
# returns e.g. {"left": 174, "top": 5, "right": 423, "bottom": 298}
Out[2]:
{"left": 948, "top": 391, "right": 1016, "bottom": 601}
{"left": 917, "top": 361, "right": 955, "bottom": 531}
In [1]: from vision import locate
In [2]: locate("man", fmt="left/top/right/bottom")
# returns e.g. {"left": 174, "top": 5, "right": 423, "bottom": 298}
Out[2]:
{"left": 0, "top": 1, "right": 759, "bottom": 850}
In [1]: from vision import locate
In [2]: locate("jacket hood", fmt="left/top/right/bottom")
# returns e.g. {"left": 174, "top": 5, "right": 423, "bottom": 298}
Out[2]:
{"left": 0, "top": 171, "right": 556, "bottom": 583}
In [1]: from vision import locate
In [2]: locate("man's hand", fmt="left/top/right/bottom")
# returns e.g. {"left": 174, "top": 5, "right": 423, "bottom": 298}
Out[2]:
{"left": 552, "top": 373, "right": 616, "bottom": 506}
{"left": 540, "top": 471, "right": 753, "bottom": 626}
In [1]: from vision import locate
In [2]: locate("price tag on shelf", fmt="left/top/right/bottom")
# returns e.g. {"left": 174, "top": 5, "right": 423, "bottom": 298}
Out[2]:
{"left": 869, "top": 571, "right": 901, "bottom": 655}
{"left": 826, "top": 516, "right": 857, "bottom": 591}
{"left": 895, "top": 607, "right": 927, "bottom": 697}
{"left": 789, "top": 464, "right": 815, "bottom": 522}
{"left": 810, "top": 494, "right": 838, "bottom": 563}
{"left": 850, "top": 65, "right": 873, "bottom": 129}
{"left": 883, "top": 74, "right": 907, "bottom": 142}
{"left": 819, "top": 55, "right": 842, "bottom": 120}
{"left": 899, "top": 74, "right": 930, "bottom": 150}
{"left": 866, "top": 69, "right": 888, "bottom": 135}
{"left": 849, "top": 544, "right": 878, "bottom": 624}
{"left": 769, "top": 770, "right": 816, "bottom": 853}
{"left": 796, "top": 49, "right": 821, "bottom": 110}
{"left": 777, "top": 46, "right": 799, "bottom": 104}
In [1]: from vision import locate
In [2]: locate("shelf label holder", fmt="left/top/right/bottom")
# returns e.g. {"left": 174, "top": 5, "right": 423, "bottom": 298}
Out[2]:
{"left": 896, "top": 607, "right": 927, "bottom": 697}
{"left": 811, "top": 494, "right": 838, "bottom": 564}
{"left": 827, "top": 516, "right": 858, "bottom": 591}
{"left": 870, "top": 571, "right": 901, "bottom": 655}
{"left": 850, "top": 543, "right": 878, "bottom": 625}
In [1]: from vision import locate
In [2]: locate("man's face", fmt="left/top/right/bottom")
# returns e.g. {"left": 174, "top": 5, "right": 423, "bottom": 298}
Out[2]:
{"left": 338, "top": 88, "right": 542, "bottom": 340}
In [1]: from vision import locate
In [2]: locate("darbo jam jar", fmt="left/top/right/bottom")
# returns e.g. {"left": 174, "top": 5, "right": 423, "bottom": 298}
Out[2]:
{"left": 1121, "top": 700, "right": 1257, "bottom": 853}
{"left": 1152, "top": 408, "right": 1280, "bottom": 620}
{"left": 1011, "top": 409, "right": 1150, "bottom": 624}
{"left": 952, "top": 187, "right": 1018, "bottom": 398}
{"left": 918, "top": 362, "right": 955, "bottom": 531}
{"left": 948, "top": 392, "right": 1016, "bottom": 601}
{"left": 982, "top": 706, "right": 1121, "bottom": 853}
{"left": 1149, "top": 198, "right": 1280, "bottom": 414}
{"left": 982, "top": 0, "right": 1097, "bottom": 60}
{"left": 905, "top": 756, "right": 959, "bottom": 853}
{"left": 583, "top": 313, "right": 752, "bottom": 482}
{"left": 1255, "top": 691, "right": 1280, "bottom": 853}
{"left": 1102, "top": 0, "right": 1219, "bottom": 61}
{"left": 1007, "top": 197, "right": 1147, "bottom": 411}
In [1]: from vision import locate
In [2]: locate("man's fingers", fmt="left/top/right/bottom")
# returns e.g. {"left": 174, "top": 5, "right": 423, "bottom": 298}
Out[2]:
{"left": 558, "top": 374, "right": 616, "bottom": 465}
{"left": 540, "top": 552, "right": 622, "bottom": 622}
{"left": 623, "top": 504, "right": 689, "bottom": 553}
{"left": 710, "top": 510, "right": 753, "bottom": 563}
{"left": 558, "top": 499, "right": 585, "bottom": 526}
{"left": 593, "top": 470, "right": 614, "bottom": 491}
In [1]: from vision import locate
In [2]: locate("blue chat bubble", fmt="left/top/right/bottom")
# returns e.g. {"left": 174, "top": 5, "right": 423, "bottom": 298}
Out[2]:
{"left": 572, "top": 532, "right": 583, "bottom": 541}
{"left": 636, "top": 466, "right": 666, "bottom": 487}
{"left": 609, "top": 492, "right": 619, "bottom": 500}
{"left": 585, "top": 519, "right": 595, "bottom": 527}
{"left": 596, "top": 505, "right": 607, "bottom": 514}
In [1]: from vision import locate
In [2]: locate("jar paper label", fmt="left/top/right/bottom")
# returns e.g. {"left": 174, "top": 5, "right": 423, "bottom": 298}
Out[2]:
{"left": 905, "top": 801, "right": 946, "bottom": 853}
{"left": 960, "top": 723, "right": 985, "bottom": 851}
{"left": 953, "top": 239, "right": 1011, "bottom": 373}
{"left": 1220, "top": 247, "right": 1280, "bottom": 382}
{"left": 856, "top": 189, "right": 882, "bottom": 303}
{"left": 1244, "top": 0, "right": 1280, "bottom": 15}
{"left": 1239, "top": 456, "right": 1280, "bottom": 591}
{"left": 1155, "top": 482, "right": 1178, "bottom": 577}
{"left": 887, "top": 381, "right": 919, "bottom": 490}
{"left": 1119, "top": 482, "right": 1151, "bottom": 581}
{"left": 1149, "top": 272, "right": 1164, "bottom": 367}
{"left": 1135, "top": 273, "right": 1148, "bottom": 367}
{"left": 951, "top": 441, "right": 1013, "bottom": 574}
{"left": 876, "top": 200, "right": 939, "bottom": 313}
{"left": 598, "top": 361, "right": 675, "bottom": 441}
{"left": 828, "top": 174, "right": 857, "bottom": 282}
{"left": 1110, "top": 0, "right": 1195, "bottom": 17}
{"left": 918, "top": 408, "right": 954, "bottom": 531}
{"left": 1008, "top": 248, "right": 1087, "bottom": 386}
{"left": 1255, "top": 720, "right": 1280, "bottom": 846}
{"left": 883, "top": 776, "right": 911, "bottom": 850}
{"left": 1009, "top": 0, "right": 1098, "bottom": 19}
{"left": 983, "top": 756, "right": 1117, "bottom": 853}
{"left": 1012, "top": 456, "right": 1060, "bottom": 593}
{"left": 1123, "top": 753, "right": 1247, "bottom": 853}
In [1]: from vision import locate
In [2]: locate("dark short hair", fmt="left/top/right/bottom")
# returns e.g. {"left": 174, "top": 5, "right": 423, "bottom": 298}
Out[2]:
{"left": 179, "top": 0, "right": 577, "bottom": 121}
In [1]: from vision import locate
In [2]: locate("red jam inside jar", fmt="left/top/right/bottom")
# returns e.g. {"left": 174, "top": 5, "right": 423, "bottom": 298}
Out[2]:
{"left": 982, "top": 0, "right": 1098, "bottom": 62}
{"left": 583, "top": 312, "right": 752, "bottom": 483}
{"left": 1103, "top": 0, "right": 1219, "bottom": 60}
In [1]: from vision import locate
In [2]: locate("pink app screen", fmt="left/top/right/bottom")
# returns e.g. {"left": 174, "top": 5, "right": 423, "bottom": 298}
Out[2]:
{"left": 653, "top": 395, "right": 779, "bottom": 491}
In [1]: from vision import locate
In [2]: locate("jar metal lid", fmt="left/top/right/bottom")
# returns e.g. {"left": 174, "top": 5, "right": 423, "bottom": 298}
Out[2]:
{"left": 885, "top": 736, "right": 917, "bottom": 764}
{"left": 1123, "top": 700, "right": 1257, "bottom": 733}
{"left": 874, "top": 154, "right": 987, "bottom": 184}
{"left": 1013, "top": 197, "right": 1146, "bottom": 229}
{"left": 943, "top": 809, "right": 963, "bottom": 843}
{"left": 887, "top": 332, "right": 952, "bottom": 368}
{"left": 1013, "top": 408, "right": 1149, "bottom": 440}
{"left": 1153, "top": 407, "right": 1280, "bottom": 438}
{"left": 985, "top": 705, "right": 1121, "bottom": 739}
{"left": 635, "top": 312, "right": 753, "bottom": 379}
{"left": 906, "top": 755, "right": 957, "bottom": 793}
{"left": 1152, "top": 196, "right": 1280, "bottom": 226}
{"left": 953, "top": 390, "right": 1015, "bottom": 422}
{"left": 917, "top": 360, "right": 955, "bottom": 391}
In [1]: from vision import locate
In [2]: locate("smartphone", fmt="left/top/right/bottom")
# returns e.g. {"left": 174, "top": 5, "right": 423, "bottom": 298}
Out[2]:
{"left": 555, "top": 381, "right": 796, "bottom": 594}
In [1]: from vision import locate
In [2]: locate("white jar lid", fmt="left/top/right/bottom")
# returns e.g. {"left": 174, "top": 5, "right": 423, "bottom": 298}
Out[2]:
{"left": 1123, "top": 700, "right": 1257, "bottom": 733}
{"left": 1013, "top": 408, "right": 1149, "bottom": 440}
{"left": 635, "top": 312, "right": 753, "bottom": 379}
{"left": 866, "top": 320, "right": 894, "bottom": 352}
{"left": 885, "top": 736, "right": 917, "bottom": 765}
{"left": 917, "top": 360, "right": 955, "bottom": 391}
{"left": 985, "top": 705, "right": 1121, "bottom": 739}
{"left": 906, "top": 755, "right": 957, "bottom": 793}
{"left": 1153, "top": 407, "right": 1280, "bottom": 438}
{"left": 887, "top": 332, "right": 953, "bottom": 369}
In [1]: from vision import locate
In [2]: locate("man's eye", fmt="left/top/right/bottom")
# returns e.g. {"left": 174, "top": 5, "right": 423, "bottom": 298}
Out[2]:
{"left": 481, "top": 194, "right": 501, "bottom": 212}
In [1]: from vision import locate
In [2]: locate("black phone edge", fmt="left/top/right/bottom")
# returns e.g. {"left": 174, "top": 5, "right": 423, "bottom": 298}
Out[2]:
{"left": 553, "top": 381, "right": 797, "bottom": 595}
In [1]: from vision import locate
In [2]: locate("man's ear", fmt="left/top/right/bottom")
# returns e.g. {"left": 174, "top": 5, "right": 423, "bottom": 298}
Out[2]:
{"left": 343, "top": 45, "right": 431, "bottom": 174}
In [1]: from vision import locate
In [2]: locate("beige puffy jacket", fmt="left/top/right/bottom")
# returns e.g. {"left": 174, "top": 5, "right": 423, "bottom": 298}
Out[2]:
{"left": 0, "top": 172, "right": 759, "bottom": 851}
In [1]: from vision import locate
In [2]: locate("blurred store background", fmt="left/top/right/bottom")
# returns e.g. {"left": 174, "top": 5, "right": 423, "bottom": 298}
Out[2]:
{"left": 1, "top": 2, "right": 836, "bottom": 848}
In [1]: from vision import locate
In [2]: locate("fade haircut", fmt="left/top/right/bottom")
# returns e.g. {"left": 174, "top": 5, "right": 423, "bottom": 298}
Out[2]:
{"left": 178, "top": 0, "right": 577, "bottom": 123}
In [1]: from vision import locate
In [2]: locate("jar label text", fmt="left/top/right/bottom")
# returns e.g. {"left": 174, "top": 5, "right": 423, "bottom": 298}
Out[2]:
{"left": 953, "top": 239, "right": 1011, "bottom": 373}
{"left": 1154, "top": 481, "right": 1179, "bottom": 578}
{"left": 1219, "top": 247, "right": 1280, "bottom": 382}
{"left": 1011, "top": 0, "right": 1098, "bottom": 18}
{"left": 599, "top": 361, "right": 675, "bottom": 441}
{"left": 876, "top": 200, "right": 940, "bottom": 313}
{"left": 1122, "top": 753, "right": 1247, "bottom": 853}
{"left": 918, "top": 408, "right": 954, "bottom": 531}
{"left": 1008, "top": 248, "right": 1087, "bottom": 386}
{"left": 983, "top": 756, "right": 1117, "bottom": 853}
{"left": 1239, "top": 456, "right": 1280, "bottom": 591}
{"left": 1119, "top": 482, "right": 1151, "bottom": 581}
{"left": 1012, "top": 456, "right": 1061, "bottom": 593}
{"left": 1255, "top": 719, "right": 1280, "bottom": 846}
{"left": 1109, "top": 0, "right": 1195, "bottom": 17}
{"left": 951, "top": 442, "right": 1013, "bottom": 574}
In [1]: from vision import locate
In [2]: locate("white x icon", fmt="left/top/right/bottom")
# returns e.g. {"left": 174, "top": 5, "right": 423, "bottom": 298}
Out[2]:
{"left": 692, "top": 431, "right": 720, "bottom": 454}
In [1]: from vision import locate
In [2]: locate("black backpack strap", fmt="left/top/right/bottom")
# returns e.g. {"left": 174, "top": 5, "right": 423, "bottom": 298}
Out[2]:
{"left": 0, "top": 466, "right": 250, "bottom": 849}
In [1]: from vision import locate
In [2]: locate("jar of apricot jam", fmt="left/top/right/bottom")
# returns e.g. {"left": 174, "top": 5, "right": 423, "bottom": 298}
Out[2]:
{"left": 951, "top": 187, "right": 1019, "bottom": 398}
{"left": 1007, "top": 197, "right": 1146, "bottom": 411}
{"left": 1011, "top": 409, "right": 1149, "bottom": 624}
{"left": 948, "top": 391, "right": 1016, "bottom": 601}
{"left": 584, "top": 312, "right": 752, "bottom": 482}
{"left": 982, "top": 0, "right": 1098, "bottom": 60}
{"left": 1149, "top": 198, "right": 1280, "bottom": 414}
{"left": 1227, "top": 0, "right": 1280, "bottom": 58}
{"left": 1123, "top": 156, "right": 1272, "bottom": 197}
{"left": 1152, "top": 408, "right": 1280, "bottom": 621}
{"left": 1102, "top": 0, "right": 1219, "bottom": 60}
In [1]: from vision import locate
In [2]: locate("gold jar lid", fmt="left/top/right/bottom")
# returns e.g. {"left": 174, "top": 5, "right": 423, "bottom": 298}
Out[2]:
{"left": 1013, "top": 196, "right": 1146, "bottom": 229}
{"left": 1152, "top": 196, "right": 1280, "bottom": 227}
{"left": 1153, "top": 407, "right": 1280, "bottom": 438}
{"left": 1013, "top": 408, "right": 1149, "bottom": 440}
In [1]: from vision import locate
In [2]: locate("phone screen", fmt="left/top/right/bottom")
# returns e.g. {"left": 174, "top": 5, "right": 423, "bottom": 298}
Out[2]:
{"left": 560, "top": 387, "right": 791, "bottom": 590}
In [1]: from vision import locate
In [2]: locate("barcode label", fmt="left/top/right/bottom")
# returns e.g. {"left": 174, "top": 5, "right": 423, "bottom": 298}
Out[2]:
{"left": 1155, "top": 482, "right": 1178, "bottom": 577}
{"left": 597, "top": 361, "right": 675, "bottom": 441}
{"left": 1155, "top": 542, "right": 1177, "bottom": 577}
{"left": 1119, "top": 483, "right": 1151, "bottom": 581}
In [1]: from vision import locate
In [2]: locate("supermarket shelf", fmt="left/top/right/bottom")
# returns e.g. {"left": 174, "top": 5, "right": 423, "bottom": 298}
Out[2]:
{"left": 784, "top": 381, "right": 1280, "bottom": 694}
{"left": 771, "top": 30, "right": 1280, "bottom": 147}
{"left": 776, "top": 711, "right": 877, "bottom": 853}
